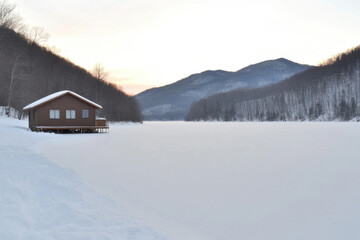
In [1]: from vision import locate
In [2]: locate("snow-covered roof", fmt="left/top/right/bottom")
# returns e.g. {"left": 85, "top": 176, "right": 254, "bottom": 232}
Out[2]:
{"left": 23, "top": 90, "right": 102, "bottom": 110}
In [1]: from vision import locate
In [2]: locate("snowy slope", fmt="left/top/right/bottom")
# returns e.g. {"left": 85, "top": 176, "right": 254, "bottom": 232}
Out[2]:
{"left": 0, "top": 117, "right": 164, "bottom": 240}
{"left": 32, "top": 121, "right": 360, "bottom": 240}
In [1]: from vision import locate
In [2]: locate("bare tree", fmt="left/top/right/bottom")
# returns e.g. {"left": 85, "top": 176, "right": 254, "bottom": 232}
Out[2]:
{"left": 26, "top": 26, "right": 50, "bottom": 44}
{"left": 6, "top": 54, "right": 31, "bottom": 118}
{"left": 6, "top": 55, "right": 19, "bottom": 117}
{"left": 0, "top": 0, "right": 23, "bottom": 30}
{"left": 92, "top": 63, "right": 108, "bottom": 81}
{"left": 92, "top": 63, "right": 109, "bottom": 102}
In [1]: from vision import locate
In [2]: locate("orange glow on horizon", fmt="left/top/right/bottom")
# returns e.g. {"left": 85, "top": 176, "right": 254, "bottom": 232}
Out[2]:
{"left": 12, "top": 0, "right": 360, "bottom": 92}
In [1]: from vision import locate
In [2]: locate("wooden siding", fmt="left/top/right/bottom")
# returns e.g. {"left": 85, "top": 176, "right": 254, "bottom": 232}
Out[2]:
{"left": 96, "top": 119, "right": 107, "bottom": 127}
{"left": 29, "top": 109, "right": 36, "bottom": 130}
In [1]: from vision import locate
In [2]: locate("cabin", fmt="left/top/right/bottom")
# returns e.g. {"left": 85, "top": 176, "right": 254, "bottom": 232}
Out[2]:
{"left": 23, "top": 90, "right": 109, "bottom": 133}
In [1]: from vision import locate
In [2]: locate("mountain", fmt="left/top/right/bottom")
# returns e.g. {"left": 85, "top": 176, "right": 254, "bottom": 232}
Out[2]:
{"left": 136, "top": 58, "right": 310, "bottom": 120}
{"left": 0, "top": 26, "right": 142, "bottom": 122}
{"left": 186, "top": 46, "right": 360, "bottom": 121}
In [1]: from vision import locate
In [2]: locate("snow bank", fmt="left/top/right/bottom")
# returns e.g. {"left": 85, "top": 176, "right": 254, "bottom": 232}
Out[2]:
{"left": 0, "top": 117, "right": 164, "bottom": 240}
{"left": 34, "top": 121, "right": 360, "bottom": 240}
{"left": 3, "top": 118, "right": 360, "bottom": 240}
{"left": 0, "top": 106, "right": 24, "bottom": 119}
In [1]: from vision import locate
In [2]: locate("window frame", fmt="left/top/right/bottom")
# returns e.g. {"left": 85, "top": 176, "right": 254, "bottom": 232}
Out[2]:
{"left": 66, "top": 110, "right": 76, "bottom": 119}
{"left": 49, "top": 109, "right": 60, "bottom": 119}
{"left": 82, "top": 110, "right": 89, "bottom": 119}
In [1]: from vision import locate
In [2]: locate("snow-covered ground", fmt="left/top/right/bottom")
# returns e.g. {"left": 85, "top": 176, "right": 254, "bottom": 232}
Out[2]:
{"left": 0, "top": 117, "right": 164, "bottom": 240}
{"left": 1, "top": 118, "right": 360, "bottom": 240}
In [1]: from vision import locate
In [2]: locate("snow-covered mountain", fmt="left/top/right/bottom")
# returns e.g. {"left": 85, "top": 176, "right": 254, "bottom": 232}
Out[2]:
{"left": 136, "top": 58, "right": 310, "bottom": 120}
{"left": 186, "top": 46, "right": 360, "bottom": 121}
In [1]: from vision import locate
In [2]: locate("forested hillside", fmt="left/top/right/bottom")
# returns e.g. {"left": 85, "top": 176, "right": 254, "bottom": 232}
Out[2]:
{"left": 137, "top": 58, "right": 309, "bottom": 120}
{"left": 186, "top": 46, "right": 360, "bottom": 121}
{"left": 0, "top": 27, "right": 142, "bottom": 122}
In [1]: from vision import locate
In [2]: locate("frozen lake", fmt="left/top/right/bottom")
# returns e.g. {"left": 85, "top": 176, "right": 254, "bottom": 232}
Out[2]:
{"left": 32, "top": 121, "right": 360, "bottom": 240}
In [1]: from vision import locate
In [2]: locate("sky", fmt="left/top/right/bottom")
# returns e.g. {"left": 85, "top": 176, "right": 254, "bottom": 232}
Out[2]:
{"left": 10, "top": 0, "right": 360, "bottom": 95}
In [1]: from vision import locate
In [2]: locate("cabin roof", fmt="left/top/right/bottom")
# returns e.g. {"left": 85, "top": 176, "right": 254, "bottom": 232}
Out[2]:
{"left": 23, "top": 90, "right": 102, "bottom": 110}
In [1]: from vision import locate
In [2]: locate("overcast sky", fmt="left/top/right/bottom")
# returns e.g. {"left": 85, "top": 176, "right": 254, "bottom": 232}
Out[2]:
{"left": 10, "top": 0, "right": 360, "bottom": 94}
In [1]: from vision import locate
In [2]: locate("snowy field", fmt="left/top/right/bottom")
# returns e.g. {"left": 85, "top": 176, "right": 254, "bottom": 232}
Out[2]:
{"left": 0, "top": 117, "right": 164, "bottom": 240}
{"left": 1, "top": 118, "right": 360, "bottom": 240}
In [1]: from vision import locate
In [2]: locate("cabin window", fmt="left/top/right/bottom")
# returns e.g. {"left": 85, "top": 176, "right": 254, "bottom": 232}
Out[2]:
{"left": 49, "top": 109, "right": 60, "bottom": 119}
{"left": 66, "top": 110, "right": 76, "bottom": 119}
{"left": 82, "top": 110, "right": 89, "bottom": 118}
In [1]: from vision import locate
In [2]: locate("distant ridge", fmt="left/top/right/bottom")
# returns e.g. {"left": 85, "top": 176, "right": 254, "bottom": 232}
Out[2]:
{"left": 186, "top": 46, "right": 360, "bottom": 122}
{"left": 136, "top": 59, "right": 310, "bottom": 120}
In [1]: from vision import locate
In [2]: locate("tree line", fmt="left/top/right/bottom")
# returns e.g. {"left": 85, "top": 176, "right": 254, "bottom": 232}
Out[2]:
{"left": 186, "top": 46, "right": 360, "bottom": 121}
{"left": 0, "top": 0, "right": 142, "bottom": 122}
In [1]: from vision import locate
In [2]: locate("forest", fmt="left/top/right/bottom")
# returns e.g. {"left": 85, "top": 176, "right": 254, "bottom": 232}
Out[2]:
{"left": 186, "top": 46, "right": 360, "bottom": 121}
{"left": 0, "top": 1, "right": 142, "bottom": 122}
